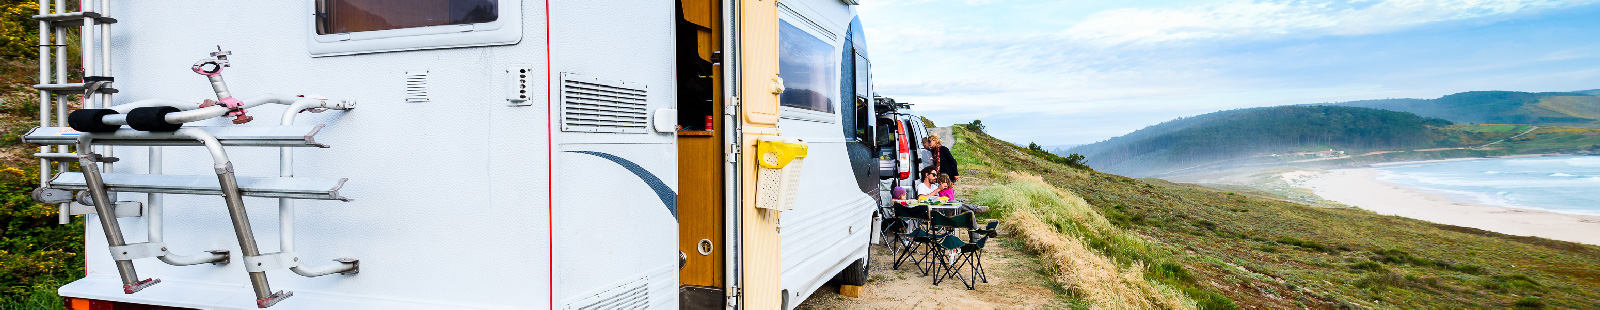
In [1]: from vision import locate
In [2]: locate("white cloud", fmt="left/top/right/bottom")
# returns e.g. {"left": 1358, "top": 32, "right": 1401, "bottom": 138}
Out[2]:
{"left": 1062, "top": 0, "right": 1591, "bottom": 46}
{"left": 856, "top": 0, "right": 1600, "bottom": 144}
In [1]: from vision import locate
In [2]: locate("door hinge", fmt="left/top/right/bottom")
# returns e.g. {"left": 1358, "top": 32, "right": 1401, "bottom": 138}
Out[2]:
{"left": 727, "top": 143, "right": 741, "bottom": 163}
{"left": 726, "top": 96, "right": 739, "bottom": 115}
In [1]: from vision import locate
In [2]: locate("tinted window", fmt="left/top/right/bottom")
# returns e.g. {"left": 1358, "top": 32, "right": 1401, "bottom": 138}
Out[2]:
{"left": 778, "top": 20, "right": 837, "bottom": 113}
{"left": 317, "top": 0, "right": 499, "bottom": 34}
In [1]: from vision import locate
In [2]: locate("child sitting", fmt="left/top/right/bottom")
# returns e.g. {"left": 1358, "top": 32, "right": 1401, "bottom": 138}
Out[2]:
{"left": 934, "top": 174, "right": 955, "bottom": 200}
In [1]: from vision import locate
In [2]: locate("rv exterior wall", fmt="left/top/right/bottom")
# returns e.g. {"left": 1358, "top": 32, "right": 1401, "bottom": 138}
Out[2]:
{"left": 62, "top": 0, "right": 557, "bottom": 308}
{"left": 56, "top": 0, "right": 874, "bottom": 308}
{"left": 547, "top": 0, "right": 683, "bottom": 308}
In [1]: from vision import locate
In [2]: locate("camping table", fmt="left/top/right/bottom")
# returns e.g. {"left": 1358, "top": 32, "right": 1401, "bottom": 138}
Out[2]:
{"left": 890, "top": 200, "right": 971, "bottom": 271}
{"left": 892, "top": 199, "right": 961, "bottom": 212}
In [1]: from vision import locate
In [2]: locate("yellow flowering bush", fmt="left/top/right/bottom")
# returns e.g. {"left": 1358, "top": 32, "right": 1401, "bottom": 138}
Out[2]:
{"left": 0, "top": 1, "right": 41, "bottom": 60}
{"left": 0, "top": 164, "right": 85, "bottom": 301}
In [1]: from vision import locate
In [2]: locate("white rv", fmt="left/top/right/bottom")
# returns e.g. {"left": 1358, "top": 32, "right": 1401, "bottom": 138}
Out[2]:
{"left": 25, "top": 0, "right": 881, "bottom": 309}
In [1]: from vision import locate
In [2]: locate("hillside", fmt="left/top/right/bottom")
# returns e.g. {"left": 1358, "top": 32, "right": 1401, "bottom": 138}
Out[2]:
{"left": 1329, "top": 91, "right": 1600, "bottom": 127}
{"left": 0, "top": 59, "right": 82, "bottom": 307}
{"left": 1066, "top": 93, "right": 1600, "bottom": 177}
{"left": 1065, "top": 106, "right": 1457, "bottom": 176}
{"left": 951, "top": 123, "right": 1600, "bottom": 309}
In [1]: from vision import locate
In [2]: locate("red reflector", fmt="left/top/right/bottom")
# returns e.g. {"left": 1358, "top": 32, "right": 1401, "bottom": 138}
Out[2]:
{"left": 62, "top": 297, "right": 202, "bottom": 310}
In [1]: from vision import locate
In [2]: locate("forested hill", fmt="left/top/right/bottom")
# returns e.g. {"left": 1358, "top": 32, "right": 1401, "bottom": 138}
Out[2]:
{"left": 1066, "top": 106, "right": 1452, "bottom": 176}
{"left": 1328, "top": 90, "right": 1600, "bottom": 127}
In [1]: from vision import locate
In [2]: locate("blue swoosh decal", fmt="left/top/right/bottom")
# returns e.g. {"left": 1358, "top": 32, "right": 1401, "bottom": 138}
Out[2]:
{"left": 566, "top": 151, "right": 678, "bottom": 220}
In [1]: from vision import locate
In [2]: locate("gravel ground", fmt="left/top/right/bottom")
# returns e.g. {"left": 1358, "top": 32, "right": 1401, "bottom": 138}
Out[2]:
{"left": 797, "top": 236, "right": 1069, "bottom": 309}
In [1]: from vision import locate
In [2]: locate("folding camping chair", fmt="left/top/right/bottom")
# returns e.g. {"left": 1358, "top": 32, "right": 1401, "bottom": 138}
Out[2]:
{"left": 929, "top": 211, "right": 975, "bottom": 284}
{"left": 966, "top": 220, "right": 999, "bottom": 285}
{"left": 890, "top": 203, "right": 934, "bottom": 273}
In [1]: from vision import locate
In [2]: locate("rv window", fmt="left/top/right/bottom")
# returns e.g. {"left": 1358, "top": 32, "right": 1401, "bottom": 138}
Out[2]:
{"left": 316, "top": 0, "right": 498, "bottom": 34}
{"left": 778, "top": 20, "right": 837, "bottom": 113}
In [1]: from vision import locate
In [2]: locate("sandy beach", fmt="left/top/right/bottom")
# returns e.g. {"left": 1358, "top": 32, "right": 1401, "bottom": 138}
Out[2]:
{"left": 1290, "top": 168, "right": 1600, "bottom": 246}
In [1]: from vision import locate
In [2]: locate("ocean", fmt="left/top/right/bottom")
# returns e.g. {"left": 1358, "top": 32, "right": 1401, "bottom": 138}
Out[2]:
{"left": 1374, "top": 156, "right": 1600, "bottom": 216}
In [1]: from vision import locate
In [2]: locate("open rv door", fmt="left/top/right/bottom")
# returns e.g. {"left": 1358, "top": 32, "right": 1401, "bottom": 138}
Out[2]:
{"left": 730, "top": 0, "right": 784, "bottom": 308}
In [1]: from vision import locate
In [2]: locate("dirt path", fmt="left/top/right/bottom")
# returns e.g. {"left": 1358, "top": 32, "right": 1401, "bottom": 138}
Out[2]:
{"left": 797, "top": 237, "right": 1068, "bottom": 309}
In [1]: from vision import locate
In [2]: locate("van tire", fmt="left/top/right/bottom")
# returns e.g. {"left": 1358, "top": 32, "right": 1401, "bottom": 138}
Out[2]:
{"left": 840, "top": 257, "right": 869, "bottom": 286}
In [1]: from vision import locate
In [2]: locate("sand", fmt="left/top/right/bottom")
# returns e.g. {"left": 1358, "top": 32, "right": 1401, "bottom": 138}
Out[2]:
{"left": 1292, "top": 168, "right": 1600, "bottom": 246}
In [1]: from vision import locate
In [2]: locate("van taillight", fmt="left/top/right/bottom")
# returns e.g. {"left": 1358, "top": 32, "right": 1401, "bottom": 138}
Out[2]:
{"left": 898, "top": 154, "right": 909, "bottom": 179}
{"left": 895, "top": 119, "right": 910, "bottom": 179}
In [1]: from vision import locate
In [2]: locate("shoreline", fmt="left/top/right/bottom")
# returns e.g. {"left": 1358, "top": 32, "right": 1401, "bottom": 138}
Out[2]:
{"left": 1365, "top": 153, "right": 1568, "bottom": 167}
{"left": 1291, "top": 168, "right": 1600, "bottom": 246}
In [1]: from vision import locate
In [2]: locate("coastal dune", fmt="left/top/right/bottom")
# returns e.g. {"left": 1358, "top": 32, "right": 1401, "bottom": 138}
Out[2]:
{"left": 1294, "top": 169, "right": 1600, "bottom": 246}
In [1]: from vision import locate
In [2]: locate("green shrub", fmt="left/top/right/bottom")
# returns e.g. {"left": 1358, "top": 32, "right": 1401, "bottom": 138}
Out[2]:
{"left": 1350, "top": 261, "right": 1385, "bottom": 272}
{"left": 1513, "top": 296, "right": 1546, "bottom": 309}
{"left": 1449, "top": 264, "right": 1484, "bottom": 275}
{"left": 1485, "top": 275, "right": 1542, "bottom": 291}
{"left": 1149, "top": 262, "right": 1194, "bottom": 283}
{"left": 0, "top": 278, "right": 66, "bottom": 308}
{"left": 1276, "top": 237, "right": 1335, "bottom": 253}
{"left": 0, "top": 165, "right": 84, "bottom": 299}
{"left": 1354, "top": 273, "right": 1406, "bottom": 289}
{"left": 1184, "top": 287, "right": 1239, "bottom": 310}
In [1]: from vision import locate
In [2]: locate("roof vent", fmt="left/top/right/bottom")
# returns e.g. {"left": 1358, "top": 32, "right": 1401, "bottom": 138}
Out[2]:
{"left": 405, "top": 70, "right": 429, "bottom": 103}
{"left": 560, "top": 72, "right": 649, "bottom": 134}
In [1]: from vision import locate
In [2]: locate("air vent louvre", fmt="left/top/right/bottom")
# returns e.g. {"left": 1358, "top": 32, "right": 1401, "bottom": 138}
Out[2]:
{"left": 564, "top": 279, "right": 648, "bottom": 310}
{"left": 405, "top": 71, "right": 429, "bottom": 103}
{"left": 561, "top": 73, "right": 649, "bottom": 134}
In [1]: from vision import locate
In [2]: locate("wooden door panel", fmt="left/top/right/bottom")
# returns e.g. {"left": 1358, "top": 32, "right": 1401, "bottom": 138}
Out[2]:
{"left": 679, "top": 0, "right": 725, "bottom": 289}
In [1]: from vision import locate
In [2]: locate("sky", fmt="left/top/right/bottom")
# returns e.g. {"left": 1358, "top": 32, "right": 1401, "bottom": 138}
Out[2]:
{"left": 856, "top": 0, "right": 1600, "bottom": 147}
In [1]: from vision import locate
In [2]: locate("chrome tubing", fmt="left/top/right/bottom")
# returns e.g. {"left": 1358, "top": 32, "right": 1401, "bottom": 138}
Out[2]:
{"left": 281, "top": 98, "right": 359, "bottom": 277}
{"left": 185, "top": 128, "right": 287, "bottom": 303}
{"left": 74, "top": 136, "right": 150, "bottom": 292}
{"left": 148, "top": 145, "right": 229, "bottom": 266}
{"left": 37, "top": 0, "right": 52, "bottom": 221}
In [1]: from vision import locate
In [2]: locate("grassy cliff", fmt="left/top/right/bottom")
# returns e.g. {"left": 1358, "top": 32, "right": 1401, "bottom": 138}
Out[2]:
{"left": 952, "top": 124, "right": 1600, "bottom": 309}
{"left": 1332, "top": 91, "right": 1600, "bottom": 127}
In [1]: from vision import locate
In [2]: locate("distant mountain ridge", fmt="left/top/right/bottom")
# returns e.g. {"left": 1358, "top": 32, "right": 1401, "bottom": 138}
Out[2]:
{"left": 1326, "top": 90, "right": 1600, "bottom": 127}
{"left": 1063, "top": 89, "right": 1600, "bottom": 177}
{"left": 1066, "top": 105, "right": 1453, "bottom": 176}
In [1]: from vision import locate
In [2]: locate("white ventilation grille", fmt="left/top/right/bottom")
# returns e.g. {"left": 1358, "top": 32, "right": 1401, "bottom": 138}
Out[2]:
{"left": 560, "top": 72, "right": 649, "bottom": 134}
{"left": 564, "top": 280, "right": 648, "bottom": 310}
{"left": 405, "top": 71, "right": 429, "bottom": 103}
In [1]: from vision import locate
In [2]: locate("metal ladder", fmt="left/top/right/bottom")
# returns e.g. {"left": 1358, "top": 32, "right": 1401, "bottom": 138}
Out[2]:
{"left": 32, "top": 0, "right": 125, "bottom": 223}
{"left": 31, "top": 0, "right": 162, "bottom": 297}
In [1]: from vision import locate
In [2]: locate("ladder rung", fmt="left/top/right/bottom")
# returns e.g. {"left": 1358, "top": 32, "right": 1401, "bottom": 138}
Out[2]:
{"left": 68, "top": 201, "right": 143, "bottom": 218}
{"left": 24, "top": 126, "right": 331, "bottom": 148}
{"left": 51, "top": 173, "right": 350, "bottom": 201}
{"left": 33, "top": 12, "right": 117, "bottom": 27}
{"left": 33, "top": 152, "right": 78, "bottom": 160}
{"left": 33, "top": 83, "right": 118, "bottom": 93}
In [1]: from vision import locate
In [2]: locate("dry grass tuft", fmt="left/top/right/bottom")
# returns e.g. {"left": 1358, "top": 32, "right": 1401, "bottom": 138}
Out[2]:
{"left": 995, "top": 173, "right": 1195, "bottom": 310}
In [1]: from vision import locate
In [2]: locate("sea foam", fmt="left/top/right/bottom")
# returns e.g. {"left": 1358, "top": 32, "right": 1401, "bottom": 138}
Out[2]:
{"left": 1376, "top": 156, "right": 1600, "bottom": 216}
